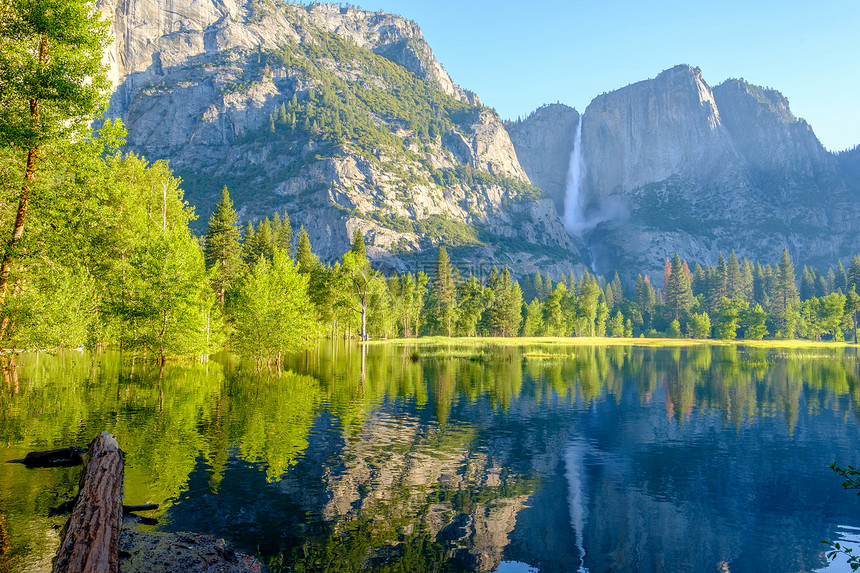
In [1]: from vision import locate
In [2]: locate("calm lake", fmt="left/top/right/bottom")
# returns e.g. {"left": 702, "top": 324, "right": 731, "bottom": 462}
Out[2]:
{"left": 2, "top": 343, "right": 860, "bottom": 572}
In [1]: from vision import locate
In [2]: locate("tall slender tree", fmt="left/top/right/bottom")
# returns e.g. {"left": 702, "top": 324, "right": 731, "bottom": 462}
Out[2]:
{"left": 0, "top": 0, "right": 110, "bottom": 330}
{"left": 426, "top": 246, "right": 458, "bottom": 336}
{"left": 665, "top": 253, "right": 694, "bottom": 323}
{"left": 294, "top": 226, "right": 319, "bottom": 272}
{"left": 774, "top": 248, "right": 799, "bottom": 337}
{"left": 203, "top": 187, "right": 243, "bottom": 304}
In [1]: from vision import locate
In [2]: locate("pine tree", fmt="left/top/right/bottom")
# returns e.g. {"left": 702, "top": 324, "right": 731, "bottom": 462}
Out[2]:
{"left": 774, "top": 248, "right": 799, "bottom": 337}
{"left": 295, "top": 226, "right": 319, "bottom": 273}
{"left": 708, "top": 254, "right": 728, "bottom": 313}
{"left": 608, "top": 311, "right": 625, "bottom": 338}
{"left": 351, "top": 229, "right": 366, "bottom": 257}
{"left": 609, "top": 273, "right": 624, "bottom": 308}
{"left": 487, "top": 268, "right": 521, "bottom": 336}
{"left": 532, "top": 272, "right": 544, "bottom": 302}
{"left": 272, "top": 211, "right": 294, "bottom": 256}
{"left": 522, "top": 299, "right": 542, "bottom": 336}
{"left": 543, "top": 272, "right": 553, "bottom": 300}
{"left": 727, "top": 251, "right": 742, "bottom": 299}
{"left": 426, "top": 246, "right": 458, "bottom": 336}
{"left": 542, "top": 283, "right": 568, "bottom": 336}
{"left": 800, "top": 266, "right": 817, "bottom": 301}
{"left": 835, "top": 260, "right": 849, "bottom": 294}
{"left": 576, "top": 273, "right": 601, "bottom": 336}
{"left": 849, "top": 256, "right": 860, "bottom": 291}
{"left": 203, "top": 187, "right": 243, "bottom": 304}
{"left": 241, "top": 221, "right": 256, "bottom": 265}
{"left": 740, "top": 259, "right": 755, "bottom": 302}
{"left": 456, "top": 274, "right": 491, "bottom": 336}
{"left": 665, "top": 253, "right": 695, "bottom": 323}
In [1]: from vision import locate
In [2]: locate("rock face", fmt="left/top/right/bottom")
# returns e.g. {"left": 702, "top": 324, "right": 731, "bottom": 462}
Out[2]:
{"left": 506, "top": 104, "right": 580, "bottom": 214}
{"left": 511, "top": 64, "right": 860, "bottom": 283}
{"left": 101, "top": 0, "right": 860, "bottom": 283}
{"left": 98, "top": 0, "right": 582, "bottom": 277}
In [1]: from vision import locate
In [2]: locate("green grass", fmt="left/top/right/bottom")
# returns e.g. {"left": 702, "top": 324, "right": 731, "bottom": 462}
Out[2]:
{"left": 366, "top": 336, "right": 860, "bottom": 349}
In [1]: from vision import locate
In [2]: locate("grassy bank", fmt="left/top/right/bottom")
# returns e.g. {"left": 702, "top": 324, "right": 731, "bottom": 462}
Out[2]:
{"left": 366, "top": 336, "right": 860, "bottom": 350}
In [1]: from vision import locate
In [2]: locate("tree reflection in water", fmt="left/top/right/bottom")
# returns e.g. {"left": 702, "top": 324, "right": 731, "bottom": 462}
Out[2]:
{"left": 0, "top": 343, "right": 859, "bottom": 571}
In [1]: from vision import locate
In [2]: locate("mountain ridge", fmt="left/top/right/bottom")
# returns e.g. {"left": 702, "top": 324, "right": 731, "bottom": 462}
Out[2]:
{"left": 98, "top": 0, "right": 583, "bottom": 277}
{"left": 98, "top": 0, "right": 860, "bottom": 283}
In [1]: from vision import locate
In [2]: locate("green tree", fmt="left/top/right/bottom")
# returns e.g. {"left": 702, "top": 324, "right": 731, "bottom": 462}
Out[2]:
{"left": 608, "top": 311, "right": 625, "bottom": 338}
{"left": 727, "top": 251, "right": 742, "bottom": 299}
{"left": 741, "top": 304, "right": 768, "bottom": 340}
{"left": 340, "top": 231, "right": 378, "bottom": 341}
{"left": 666, "top": 319, "right": 681, "bottom": 338}
{"left": 272, "top": 210, "right": 294, "bottom": 256}
{"left": 425, "top": 246, "right": 458, "bottom": 336}
{"left": 575, "top": 272, "right": 600, "bottom": 336}
{"left": 595, "top": 301, "right": 609, "bottom": 337}
{"left": 665, "top": 253, "right": 694, "bottom": 323}
{"left": 774, "top": 248, "right": 799, "bottom": 338}
{"left": 541, "top": 282, "right": 568, "bottom": 336}
{"left": 295, "top": 226, "right": 319, "bottom": 272}
{"left": 714, "top": 298, "right": 748, "bottom": 340}
{"left": 522, "top": 299, "right": 542, "bottom": 336}
{"left": 228, "top": 250, "right": 316, "bottom": 366}
{"left": 102, "top": 156, "right": 215, "bottom": 362}
{"left": 0, "top": 0, "right": 110, "bottom": 326}
{"left": 486, "top": 268, "right": 522, "bottom": 336}
{"left": 203, "top": 187, "right": 243, "bottom": 304}
{"left": 455, "top": 274, "right": 491, "bottom": 336}
{"left": 846, "top": 286, "right": 860, "bottom": 344}
{"left": 688, "top": 312, "right": 711, "bottom": 339}
{"left": 635, "top": 274, "right": 656, "bottom": 328}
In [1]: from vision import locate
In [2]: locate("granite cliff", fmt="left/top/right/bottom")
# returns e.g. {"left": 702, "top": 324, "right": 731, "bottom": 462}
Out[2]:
{"left": 97, "top": 0, "right": 581, "bottom": 276}
{"left": 98, "top": 0, "right": 859, "bottom": 283}
{"left": 509, "top": 65, "right": 860, "bottom": 282}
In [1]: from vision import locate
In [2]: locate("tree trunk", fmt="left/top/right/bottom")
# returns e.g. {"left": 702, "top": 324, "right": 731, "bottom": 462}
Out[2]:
{"left": 0, "top": 33, "right": 47, "bottom": 339}
{"left": 52, "top": 432, "right": 124, "bottom": 573}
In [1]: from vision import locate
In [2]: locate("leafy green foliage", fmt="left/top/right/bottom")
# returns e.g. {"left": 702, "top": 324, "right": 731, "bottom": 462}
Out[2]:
{"left": 227, "top": 249, "right": 317, "bottom": 365}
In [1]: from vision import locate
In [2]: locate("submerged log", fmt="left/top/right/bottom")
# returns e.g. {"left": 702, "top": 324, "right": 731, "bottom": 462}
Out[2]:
{"left": 52, "top": 432, "right": 124, "bottom": 573}
{"left": 122, "top": 504, "right": 159, "bottom": 514}
{"left": 7, "top": 447, "right": 86, "bottom": 468}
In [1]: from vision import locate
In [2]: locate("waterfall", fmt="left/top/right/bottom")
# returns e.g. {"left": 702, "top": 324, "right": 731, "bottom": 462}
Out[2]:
{"left": 565, "top": 439, "right": 590, "bottom": 573}
{"left": 563, "top": 115, "right": 585, "bottom": 235}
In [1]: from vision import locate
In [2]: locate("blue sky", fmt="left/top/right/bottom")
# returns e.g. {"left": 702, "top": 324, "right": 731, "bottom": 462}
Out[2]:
{"left": 351, "top": 0, "right": 859, "bottom": 151}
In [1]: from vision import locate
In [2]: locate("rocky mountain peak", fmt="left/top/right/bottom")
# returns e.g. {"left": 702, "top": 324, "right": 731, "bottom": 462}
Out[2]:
{"left": 582, "top": 63, "right": 733, "bottom": 202}
{"left": 99, "top": 0, "right": 581, "bottom": 277}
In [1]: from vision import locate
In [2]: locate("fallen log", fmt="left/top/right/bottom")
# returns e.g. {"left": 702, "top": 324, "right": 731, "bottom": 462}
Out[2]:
{"left": 7, "top": 447, "right": 86, "bottom": 468}
{"left": 51, "top": 502, "right": 159, "bottom": 518}
{"left": 123, "top": 504, "right": 159, "bottom": 514}
{"left": 52, "top": 432, "right": 124, "bottom": 573}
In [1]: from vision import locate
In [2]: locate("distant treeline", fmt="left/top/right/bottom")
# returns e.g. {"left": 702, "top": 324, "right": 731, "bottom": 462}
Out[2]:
{"left": 217, "top": 190, "right": 860, "bottom": 348}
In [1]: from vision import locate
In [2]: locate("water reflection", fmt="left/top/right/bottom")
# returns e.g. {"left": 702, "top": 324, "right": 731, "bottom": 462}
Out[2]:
{"left": 0, "top": 344, "right": 859, "bottom": 572}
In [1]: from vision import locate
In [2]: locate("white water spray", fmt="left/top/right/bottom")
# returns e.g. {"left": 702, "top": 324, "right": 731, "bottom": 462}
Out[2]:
{"left": 563, "top": 115, "right": 585, "bottom": 235}
{"left": 565, "top": 439, "right": 590, "bottom": 573}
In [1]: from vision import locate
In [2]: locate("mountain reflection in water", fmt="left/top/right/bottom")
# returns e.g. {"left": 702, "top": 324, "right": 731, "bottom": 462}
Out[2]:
{"left": 0, "top": 343, "right": 859, "bottom": 572}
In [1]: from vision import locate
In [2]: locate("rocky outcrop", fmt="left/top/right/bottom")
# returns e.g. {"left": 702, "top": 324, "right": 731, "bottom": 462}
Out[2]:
{"left": 582, "top": 65, "right": 739, "bottom": 199}
{"left": 712, "top": 78, "right": 836, "bottom": 182}
{"left": 506, "top": 104, "right": 580, "bottom": 214}
{"left": 99, "top": 0, "right": 582, "bottom": 277}
{"left": 511, "top": 64, "right": 860, "bottom": 282}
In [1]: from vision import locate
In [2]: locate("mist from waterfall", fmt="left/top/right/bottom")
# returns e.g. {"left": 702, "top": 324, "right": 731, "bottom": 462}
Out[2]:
{"left": 565, "top": 439, "right": 590, "bottom": 573}
{"left": 563, "top": 115, "right": 585, "bottom": 235}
